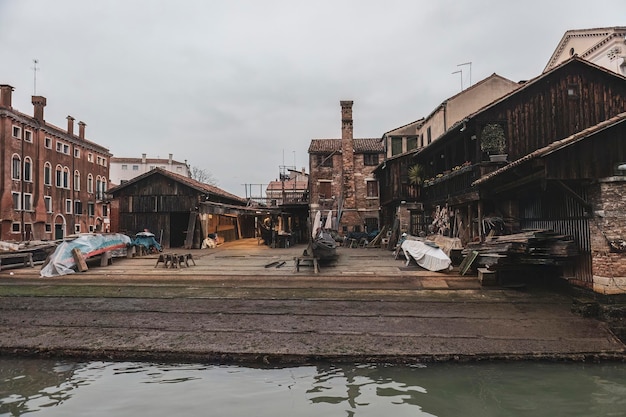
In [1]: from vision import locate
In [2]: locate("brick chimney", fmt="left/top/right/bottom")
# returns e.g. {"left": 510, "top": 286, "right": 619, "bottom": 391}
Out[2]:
{"left": 66, "top": 116, "right": 75, "bottom": 136}
{"left": 78, "top": 121, "right": 86, "bottom": 139}
{"left": 32, "top": 96, "right": 47, "bottom": 122}
{"left": 340, "top": 100, "right": 355, "bottom": 212}
{"left": 0, "top": 85, "right": 14, "bottom": 108}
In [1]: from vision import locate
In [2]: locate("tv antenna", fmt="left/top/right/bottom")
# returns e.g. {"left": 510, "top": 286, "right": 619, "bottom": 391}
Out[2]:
{"left": 457, "top": 62, "right": 472, "bottom": 87}
{"left": 451, "top": 69, "right": 463, "bottom": 91}
{"left": 31, "top": 59, "right": 39, "bottom": 95}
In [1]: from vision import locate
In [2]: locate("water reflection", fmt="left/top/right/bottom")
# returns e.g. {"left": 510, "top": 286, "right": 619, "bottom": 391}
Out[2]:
{"left": 1, "top": 359, "right": 625, "bottom": 416}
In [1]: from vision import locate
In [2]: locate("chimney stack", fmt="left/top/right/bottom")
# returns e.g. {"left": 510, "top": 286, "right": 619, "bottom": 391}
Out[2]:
{"left": 0, "top": 84, "right": 14, "bottom": 108}
{"left": 142, "top": 153, "right": 147, "bottom": 164}
{"left": 340, "top": 100, "right": 356, "bottom": 216}
{"left": 78, "top": 121, "right": 86, "bottom": 139}
{"left": 66, "top": 116, "right": 75, "bottom": 136}
{"left": 32, "top": 96, "right": 47, "bottom": 122}
{"left": 168, "top": 153, "right": 173, "bottom": 164}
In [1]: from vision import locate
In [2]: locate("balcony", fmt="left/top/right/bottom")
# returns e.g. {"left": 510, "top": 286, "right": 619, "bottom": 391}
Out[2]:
{"left": 421, "top": 162, "right": 505, "bottom": 204}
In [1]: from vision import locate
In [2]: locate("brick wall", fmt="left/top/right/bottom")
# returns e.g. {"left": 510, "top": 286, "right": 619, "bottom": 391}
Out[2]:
{"left": 588, "top": 178, "right": 626, "bottom": 294}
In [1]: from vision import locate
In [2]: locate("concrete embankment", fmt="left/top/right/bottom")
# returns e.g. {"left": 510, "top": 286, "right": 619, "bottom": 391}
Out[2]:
{"left": 0, "top": 239, "right": 624, "bottom": 364}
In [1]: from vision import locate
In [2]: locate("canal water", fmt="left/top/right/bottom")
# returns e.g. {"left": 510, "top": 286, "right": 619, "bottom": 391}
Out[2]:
{"left": 1, "top": 359, "right": 625, "bottom": 416}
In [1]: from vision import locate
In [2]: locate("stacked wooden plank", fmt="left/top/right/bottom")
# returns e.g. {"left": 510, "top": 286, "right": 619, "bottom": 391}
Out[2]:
{"left": 463, "top": 230, "right": 579, "bottom": 270}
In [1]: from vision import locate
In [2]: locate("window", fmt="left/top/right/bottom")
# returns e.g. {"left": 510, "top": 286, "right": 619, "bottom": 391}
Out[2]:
{"left": 407, "top": 136, "right": 418, "bottom": 150}
{"left": 65, "top": 199, "right": 72, "bottom": 214}
{"left": 11, "top": 222, "right": 20, "bottom": 233}
{"left": 132, "top": 165, "right": 139, "bottom": 171}
{"left": 74, "top": 224, "right": 81, "bottom": 234}
{"left": 316, "top": 154, "right": 333, "bottom": 168}
{"left": 45, "top": 137, "right": 52, "bottom": 148}
{"left": 87, "top": 174, "right": 94, "bottom": 193}
{"left": 11, "top": 155, "right": 21, "bottom": 180}
{"left": 74, "top": 171, "right": 80, "bottom": 191}
{"left": 12, "top": 192, "right": 20, "bottom": 210}
{"left": 45, "top": 223, "right": 52, "bottom": 233}
{"left": 88, "top": 202, "right": 95, "bottom": 216}
{"left": 24, "top": 130, "right": 32, "bottom": 142}
{"left": 366, "top": 180, "right": 379, "bottom": 198}
{"left": 363, "top": 153, "right": 379, "bottom": 166}
{"left": 44, "top": 196, "right": 52, "bottom": 213}
{"left": 74, "top": 148, "right": 80, "bottom": 158}
{"left": 567, "top": 84, "right": 580, "bottom": 99}
{"left": 23, "top": 193, "right": 32, "bottom": 211}
{"left": 74, "top": 200, "right": 82, "bottom": 215}
{"left": 427, "top": 127, "right": 432, "bottom": 144}
{"left": 44, "top": 162, "right": 52, "bottom": 185}
{"left": 391, "top": 137, "right": 403, "bottom": 156}
{"left": 23, "top": 157, "right": 32, "bottom": 182}
{"left": 12, "top": 125, "right": 21, "bottom": 138}
{"left": 318, "top": 181, "right": 332, "bottom": 199}
{"left": 88, "top": 153, "right": 93, "bottom": 162}
{"left": 89, "top": 225, "right": 95, "bottom": 232}
{"left": 102, "top": 204, "right": 108, "bottom": 217}
{"left": 63, "top": 167, "right": 70, "bottom": 189}
{"left": 121, "top": 164, "right": 128, "bottom": 170}
{"left": 176, "top": 166, "right": 182, "bottom": 172}
{"left": 55, "top": 165, "right": 63, "bottom": 187}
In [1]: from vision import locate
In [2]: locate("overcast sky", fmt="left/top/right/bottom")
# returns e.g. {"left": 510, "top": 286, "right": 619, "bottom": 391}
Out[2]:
{"left": 0, "top": 1, "right": 623, "bottom": 195}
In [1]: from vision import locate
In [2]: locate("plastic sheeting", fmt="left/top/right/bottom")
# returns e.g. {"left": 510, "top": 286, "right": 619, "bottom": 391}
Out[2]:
{"left": 401, "top": 239, "right": 451, "bottom": 272}
{"left": 40, "top": 233, "right": 131, "bottom": 277}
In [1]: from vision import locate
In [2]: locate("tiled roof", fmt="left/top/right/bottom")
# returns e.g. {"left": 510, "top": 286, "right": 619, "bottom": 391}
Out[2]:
{"left": 308, "top": 138, "right": 383, "bottom": 153}
{"left": 473, "top": 112, "right": 626, "bottom": 186}
{"left": 111, "top": 157, "right": 187, "bottom": 165}
{"left": 109, "top": 167, "right": 247, "bottom": 204}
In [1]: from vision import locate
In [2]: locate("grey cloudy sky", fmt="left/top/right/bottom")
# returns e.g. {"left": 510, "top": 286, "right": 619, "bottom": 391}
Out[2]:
{"left": 0, "top": 0, "right": 623, "bottom": 195}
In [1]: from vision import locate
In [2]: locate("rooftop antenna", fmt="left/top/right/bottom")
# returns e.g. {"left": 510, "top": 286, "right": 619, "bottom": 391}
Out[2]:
{"left": 31, "top": 59, "right": 39, "bottom": 95}
{"left": 457, "top": 62, "right": 472, "bottom": 87}
{"left": 452, "top": 69, "right": 463, "bottom": 91}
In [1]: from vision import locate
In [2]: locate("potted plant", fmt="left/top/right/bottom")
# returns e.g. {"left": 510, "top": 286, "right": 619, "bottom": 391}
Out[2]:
{"left": 480, "top": 123, "right": 507, "bottom": 162}
{"left": 407, "top": 164, "right": 424, "bottom": 186}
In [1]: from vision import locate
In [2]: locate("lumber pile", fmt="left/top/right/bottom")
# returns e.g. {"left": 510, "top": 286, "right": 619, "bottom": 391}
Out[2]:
{"left": 463, "top": 230, "right": 579, "bottom": 270}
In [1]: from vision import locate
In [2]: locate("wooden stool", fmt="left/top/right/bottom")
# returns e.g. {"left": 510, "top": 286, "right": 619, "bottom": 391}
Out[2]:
{"left": 155, "top": 253, "right": 173, "bottom": 268}
{"left": 294, "top": 256, "right": 319, "bottom": 274}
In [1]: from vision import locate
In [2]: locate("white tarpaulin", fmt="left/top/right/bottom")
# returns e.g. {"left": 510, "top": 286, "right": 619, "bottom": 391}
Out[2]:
{"left": 401, "top": 239, "right": 451, "bottom": 272}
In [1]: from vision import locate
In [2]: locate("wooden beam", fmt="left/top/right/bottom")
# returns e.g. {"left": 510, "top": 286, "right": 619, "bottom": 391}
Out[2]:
{"left": 554, "top": 180, "right": 592, "bottom": 211}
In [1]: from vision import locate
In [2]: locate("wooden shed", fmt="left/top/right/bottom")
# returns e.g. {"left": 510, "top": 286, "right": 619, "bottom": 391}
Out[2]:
{"left": 108, "top": 168, "right": 250, "bottom": 249}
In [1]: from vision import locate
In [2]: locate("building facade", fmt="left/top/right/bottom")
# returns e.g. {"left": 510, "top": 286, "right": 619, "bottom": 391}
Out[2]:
{"left": 0, "top": 84, "right": 111, "bottom": 241}
{"left": 110, "top": 153, "right": 190, "bottom": 185}
{"left": 308, "top": 101, "right": 384, "bottom": 234}
{"left": 545, "top": 26, "right": 626, "bottom": 76}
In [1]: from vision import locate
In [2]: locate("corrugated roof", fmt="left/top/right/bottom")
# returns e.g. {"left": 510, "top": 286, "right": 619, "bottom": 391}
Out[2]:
{"left": 308, "top": 138, "right": 383, "bottom": 153}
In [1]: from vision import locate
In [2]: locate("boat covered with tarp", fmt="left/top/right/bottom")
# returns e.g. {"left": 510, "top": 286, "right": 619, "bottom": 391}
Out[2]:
{"left": 310, "top": 210, "right": 338, "bottom": 261}
{"left": 40, "top": 233, "right": 131, "bottom": 277}
{"left": 400, "top": 239, "right": 451, "bottom": 272}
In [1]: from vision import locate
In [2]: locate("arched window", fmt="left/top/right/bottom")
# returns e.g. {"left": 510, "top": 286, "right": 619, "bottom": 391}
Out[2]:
{"left": 23, "top": 157, "right": 32, "bottom": 182}
{"left": 44, "top": 162, "right": 52, "bottom": 186}
{"left": 87, "top": 174, "right": 93, "bottom": 194}
{"left": 63, "top": 167, "right": 70, "bottom": 189}
{"left": 96, "top": 177, "right": 102, "bottom": 199}
{"left": 11, "top": 155, "right": 21, "bottom": 180}
{"left": 74, "top": 170, "right": 80, "bottom": 191}
{"left": 55, "top": 165, "right": 63, "bottom": 187}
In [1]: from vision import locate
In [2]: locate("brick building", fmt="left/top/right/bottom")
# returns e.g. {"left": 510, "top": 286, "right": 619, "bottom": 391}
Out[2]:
{"left": 0, "top": 84, "right": 111, "bottom": 241}
{"left": 308, "top": 101, "right": 384, "bottom": 234}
